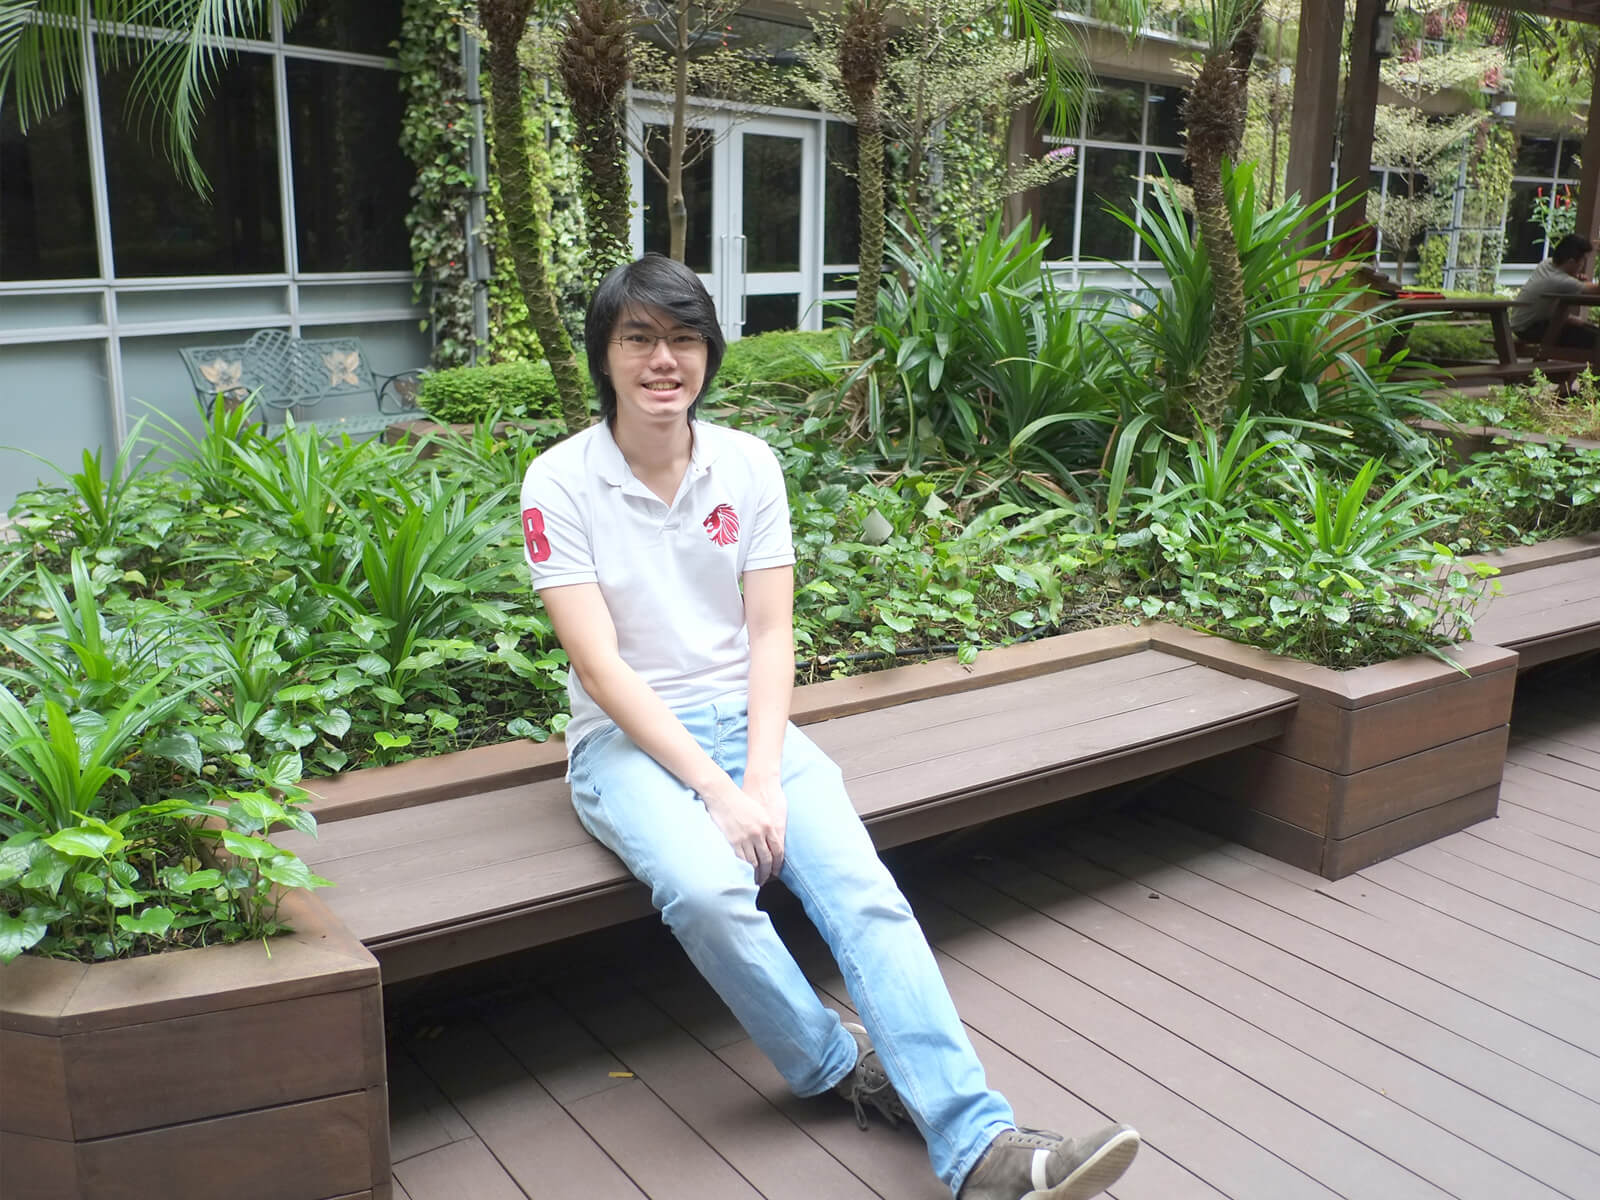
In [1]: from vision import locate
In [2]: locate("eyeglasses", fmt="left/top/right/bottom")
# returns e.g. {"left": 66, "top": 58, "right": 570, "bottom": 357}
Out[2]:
{"left": 611, "top": 331, "right": 708, "bottom": 358}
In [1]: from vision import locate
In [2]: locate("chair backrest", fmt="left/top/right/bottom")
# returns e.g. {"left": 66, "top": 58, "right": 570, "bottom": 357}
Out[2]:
{"left": 178, "top": 341, "right": 253, "bottom": 405}
{"left": 182, "top": 331, "right": 382, "bottom": 420}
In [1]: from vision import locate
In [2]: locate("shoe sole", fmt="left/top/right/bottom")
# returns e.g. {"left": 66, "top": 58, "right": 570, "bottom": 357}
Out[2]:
{"left": 1031, "top": 1127, "right": 1140, "bottom": 1200}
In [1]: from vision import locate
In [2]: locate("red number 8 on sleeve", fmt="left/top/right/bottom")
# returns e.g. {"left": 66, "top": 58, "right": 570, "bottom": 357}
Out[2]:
{"left": 522, "top": 507, "right": 552, "bottom": 563}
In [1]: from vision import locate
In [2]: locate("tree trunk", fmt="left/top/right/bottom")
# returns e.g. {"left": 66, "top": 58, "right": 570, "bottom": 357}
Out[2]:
{"left": 853, "top": 97, "right": 886, "bottom": 331}
{"left": 668, "top": 0, "right": 692, "bottom": 264}
{"left": 558, "top": 0, "right": 633, "bottom": 275}
{"left": 1190, "top": 146, "right": 1244, "bottom": 430}
{"left": 839, "top": 0, "right": 890, "bottom": 331}
{"left": 1182, "top": 10, "right": 1263, "bottom": 431}
{"left": 481, "top": 0, "right": 588, "bottom": 432}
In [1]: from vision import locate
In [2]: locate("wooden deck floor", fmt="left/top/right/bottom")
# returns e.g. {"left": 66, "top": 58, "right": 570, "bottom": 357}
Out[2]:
{"left": 382, "top": 657, "right": 1600, "bottom": 1200}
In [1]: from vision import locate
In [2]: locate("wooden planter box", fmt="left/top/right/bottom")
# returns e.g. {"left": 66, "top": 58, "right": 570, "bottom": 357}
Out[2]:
{"left": 0, "top": 888, "right": 389, "bottom": 1200}
{"left": 1148, "top": 627, "right": 1516, "bottom": 880}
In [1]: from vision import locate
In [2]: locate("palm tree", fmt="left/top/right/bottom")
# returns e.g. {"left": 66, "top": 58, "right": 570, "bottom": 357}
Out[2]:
{"left": 558, "top": 0, "right": 635, "bottom": 277}
{"left": 1182, "top": 0, "right": 1264, "bottom": 430}
{"left": 837, "top": 0, "right": 891, "bottom": 331}
{"left": 480, "top": 0, "right": 588, "bottom": 432}
{"left": 0, "top": 0, "right": 299, "bottom": 194}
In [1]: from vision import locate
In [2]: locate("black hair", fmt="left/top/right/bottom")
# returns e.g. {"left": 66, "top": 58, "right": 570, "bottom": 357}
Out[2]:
{"left": 1552, "top": 234, "right": 1594, "bottom": 265}
{"left": 584, "top": 254, "right": 726, "bottom": 424}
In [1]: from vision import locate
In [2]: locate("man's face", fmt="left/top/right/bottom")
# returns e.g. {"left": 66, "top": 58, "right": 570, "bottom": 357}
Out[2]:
{"left": 605, "top": 304, "right": 708, "bottom": 430}
{"left": 1560, "top": 252, "right": 1592, "bottom": 279}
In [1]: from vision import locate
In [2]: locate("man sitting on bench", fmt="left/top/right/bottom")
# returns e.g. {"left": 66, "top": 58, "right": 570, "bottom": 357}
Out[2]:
{"left": 1512, "top": 233, "right": 1600, "bottom": 357}
{"left": 519, "top": 254, "right": 1141, "bottom": 1200}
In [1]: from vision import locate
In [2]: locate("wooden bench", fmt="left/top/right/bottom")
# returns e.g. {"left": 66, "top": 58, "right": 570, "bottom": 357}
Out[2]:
{"left": 180, "top": 329, "right": 426, "bottom": 436}
{"left": 282, "top": 631, "right": 1299, "bottom": 982}
{"left": 1472, "top": 536, "right": 1600, "bottom": 669}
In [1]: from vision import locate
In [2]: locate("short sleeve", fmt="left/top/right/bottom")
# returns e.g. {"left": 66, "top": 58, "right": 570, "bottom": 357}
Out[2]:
{"left": 520, "top": 461, "right": 598, "bottom": 590}
{"left": 741, "top": 439, "right": 795, "bottom": 572}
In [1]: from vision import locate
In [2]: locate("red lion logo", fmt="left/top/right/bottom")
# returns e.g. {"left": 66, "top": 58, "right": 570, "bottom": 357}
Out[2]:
{"left": 703, "top": 503, "right": 739, "bottom": 546}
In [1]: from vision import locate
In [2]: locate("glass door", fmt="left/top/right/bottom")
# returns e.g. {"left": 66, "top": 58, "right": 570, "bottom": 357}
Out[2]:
{"left": 631, "top": 106, "right": 820, "bottom": 341}
{"left": 724, "top": 119, "right": 817, "bottom": 339}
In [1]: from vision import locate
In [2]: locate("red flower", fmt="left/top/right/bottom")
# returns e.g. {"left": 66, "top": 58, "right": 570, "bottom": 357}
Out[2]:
{"left": 703, "top": 503, "right": 739, "bottom": 546}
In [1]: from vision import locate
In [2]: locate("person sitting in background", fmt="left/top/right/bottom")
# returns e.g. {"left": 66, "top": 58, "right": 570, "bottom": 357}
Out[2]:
{"left": 1511, "top": 233, "right": 1600, "bottom": 355}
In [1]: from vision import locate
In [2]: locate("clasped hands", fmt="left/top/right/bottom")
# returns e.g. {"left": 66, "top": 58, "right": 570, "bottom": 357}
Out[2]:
{"left": 703, "top": 772, "right": 788, "bottom": 885}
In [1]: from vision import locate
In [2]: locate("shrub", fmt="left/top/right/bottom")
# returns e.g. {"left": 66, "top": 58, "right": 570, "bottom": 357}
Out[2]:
{"left": 419, "top": 360, "right": 588, "bottom": 425}
{"left": 717, "top": 329, "right": 837, "bottom": 393}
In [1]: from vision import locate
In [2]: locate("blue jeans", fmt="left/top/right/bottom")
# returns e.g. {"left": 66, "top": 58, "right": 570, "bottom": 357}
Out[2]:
{"left": 568, "top": 698, "right": 1015, "bottom": 1193}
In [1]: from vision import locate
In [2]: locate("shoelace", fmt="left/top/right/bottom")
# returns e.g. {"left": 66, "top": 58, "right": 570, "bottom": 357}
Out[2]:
{"left": 844, "top": 1051, "right": 908, "bottom": 1130}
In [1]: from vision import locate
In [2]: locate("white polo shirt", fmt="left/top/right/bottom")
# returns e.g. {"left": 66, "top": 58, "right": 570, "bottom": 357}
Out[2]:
{"left": 519, "top": 419, "right": 796, "bottom": 756}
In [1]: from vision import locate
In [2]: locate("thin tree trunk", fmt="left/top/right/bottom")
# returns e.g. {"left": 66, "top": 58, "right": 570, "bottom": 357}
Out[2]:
{"left": 558, "top": 0, "right": 633, "bottom": 275}
{"left": 481, "top": 0, "right": 588, "bottom": 432}
{"left": 1190, "top": 147, "right": 1244, "bottom": 430}
{"left": 668, "top": 0, "right": 691, "bottom": 263}
{"left": 853, "top": 96, "right": 885, "bottom": 331}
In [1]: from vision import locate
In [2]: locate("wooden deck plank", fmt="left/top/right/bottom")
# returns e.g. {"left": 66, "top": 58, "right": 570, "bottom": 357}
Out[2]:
{"left": 913, "top": 894, "right": 1411, "bottom": 1199}
{"left": 1479, "top": 570, "right": 1599, "bottom": 614}
{"left": 404, "top": 1019, "right": 648, "bottom": 1200}
{"left": 811, "top": 987, "right": 1238, "bottom": 1200}
{"left": 763, "top": 909, "right": 1237, "bottom": 1200}
{"left": 391, "top": 1137, "right": 525, "bottom": 1200}
{"left": 1408, "top": 833, "right": 1600, "bottom": 914}
{"left": 385, "top": 1048, "right": 474, "bottom": 1164}
{"left": 553, "top": 983, "right": 882, "bottom": 1200}
{"left": 1511, "top": 731, "right": 1600, "bottom": 774}
{"left": 1462, "top": 816, "right": 1600, "bottom": 885}
{"left": 1493, "top": 790, "right": 1600, "bottom": 859}
{"left": 922, "top": 870, "right": 1556, "bottom": 1200}
{"left": 474, "top": 985, "right": 762, "bottom": 1200}
{"left": 561, "top": 1075, "right": 769, "bottom": 1200}
{"left": 1500, "top": 762, "right": 1600, "bottom": 830}
{"left": 1322, "top": 856, "right": 1600, "bottom": 978}
{"left": 1007, "top": 832, "right": 1600, "bottom": 1165}
{"left": 1097, "top": 815, "right": 1600, "bottom": 1099}
{"left": 1504, "top": 747, "right": 1600, "bottom": 795}
{"left": 391, "top": 1178, "right": 412, "bottom": 1200}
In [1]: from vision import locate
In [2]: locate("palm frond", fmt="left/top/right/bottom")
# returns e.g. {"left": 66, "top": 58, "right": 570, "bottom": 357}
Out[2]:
{"left": 0, "top": 1, "right": 298, "bottom": 194}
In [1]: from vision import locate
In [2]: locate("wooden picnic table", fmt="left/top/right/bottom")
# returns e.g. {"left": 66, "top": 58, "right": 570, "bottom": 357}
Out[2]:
{"left": 1386, "top": 295, "right": 1517, "bottom": 366}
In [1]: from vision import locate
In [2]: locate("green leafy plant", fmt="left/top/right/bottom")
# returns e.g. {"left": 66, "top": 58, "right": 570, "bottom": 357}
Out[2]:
{"left": 419, "top": 359, "right": 585, "bottom": 425}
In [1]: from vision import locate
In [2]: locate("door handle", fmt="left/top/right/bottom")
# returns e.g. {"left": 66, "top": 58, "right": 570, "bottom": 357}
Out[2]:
{"left": 735, "top": 234, "right": 748, "bottom": 325}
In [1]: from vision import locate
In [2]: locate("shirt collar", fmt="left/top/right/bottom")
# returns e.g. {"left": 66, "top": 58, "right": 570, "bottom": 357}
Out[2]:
{"left": 593, "top": 418, "right": 726, "bottom": 492}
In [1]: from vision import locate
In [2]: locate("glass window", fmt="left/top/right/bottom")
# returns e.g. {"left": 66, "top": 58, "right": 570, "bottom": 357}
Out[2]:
{"left": 1087, "top": 80, "right": 1143, "bottom": 143}
{"left": 1515, "top": 136, "right": 1558, "bottom": 177}
{"left": 2, "top": 93, "right": 98, "bottom": 281}
{"left": 1040, "top": 173, "right": 1077, "bottom": 260}
{"left": 99, "top": 50, "right": 284, "bottom": 277}
{"left": 642, "top": 125, "right": 715, "bottom": 273}
{"left": 742, "top": 133, "right": 801, "bottom": 272}
{"left": 1559, "top": 136, "right": 1581, "bottom": 180}
{"left": 1153, "top": 150, "right": 1190, "bottom": 187}
{"left": 742, "top": 292, "right": 798, "bottom": 337}
{"left": 285, "top": 0, "right": 401, "bottom": 57}
{"left": 1504, "top": 182, "right": 1547, "bottom": 263}
{"left": 1078, "top": 148, "right": 1140, "bottom": 259}
{"left": 286, "top": 59, "right": 412, "bottom": 273}
{"left": 824, "top": 122, "right": 860, "bottom": 265}
{"left": 1147, "top": 84, "right": 1184, "bottom": 149}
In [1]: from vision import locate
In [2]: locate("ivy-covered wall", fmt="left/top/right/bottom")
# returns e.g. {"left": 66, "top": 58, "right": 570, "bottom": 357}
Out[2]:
{"left": 397, "top": 0, "right": 478, "bottom": 368}
{"left": 399, "top": 7, "right": 590, "bottom": 367}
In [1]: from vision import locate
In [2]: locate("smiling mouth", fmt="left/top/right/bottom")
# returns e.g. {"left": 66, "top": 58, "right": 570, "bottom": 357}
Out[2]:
{"left": 643, "top": 381, "right": 680, "bottom": 392}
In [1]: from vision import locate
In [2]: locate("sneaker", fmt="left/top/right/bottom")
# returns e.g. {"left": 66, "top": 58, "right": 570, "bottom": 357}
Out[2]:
{"left": 958, "top": 1124, "right": 1140, "bottom": 1200}
{"left": 834, "top": 1021, "right": 909, "bottom": 1130}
